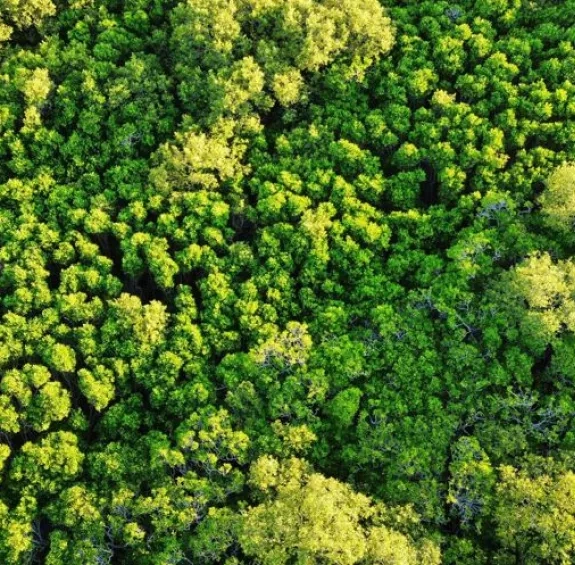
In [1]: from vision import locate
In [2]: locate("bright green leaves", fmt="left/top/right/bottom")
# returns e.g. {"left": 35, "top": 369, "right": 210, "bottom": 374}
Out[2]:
{"left": 272, "top": 67, "right": 305, "bottom": 106}
{"left": 246, "top": 123, "right": 392, "bottom": 317}
{"left": 78, "top": 366, "right": 115, "bottom": 412}
{"left": 25, "top": 382, "right": 71, "bottom": 433}
{"left": 0, "top": 444, "right": 9, "bottom": 475}
{"left": 172, "top": 0, "right": 394, "bottom": 121}
{"left": 10, "top": 432, "right": 84, "bottom": 495}
{"left": 47, "top": 485, "right": 104, "bottom": 537}
{"left": 540, "top": 163, "right": 575, "bottom": 232}
{"left": 103, "top": 294, "right": 168, "bottom": 357}
{"left": 475, "top": 0, "right": 522, "bottom": 22}
{"left": 326, "top": 387, "right": 362, "bottom": 429}
{"left": 0, "top": 396, "right": 20, "bottom": 434}
{"left": 508, "top": 254, "right": 575, "bottom": 312}
{"left": 123, "top": 233, "right": 179, "bottom": 289}
{"left": 290, "top": 0, "right": 394, "bottom": 77}
{"left": 495, "top": 253, "right": 575, "bottom": 353}
{"left": 0, "top": 495, "right": 36, "bottom": 565}
{"left": 447, "top": 437, "right": 495, "bottom": 530}
{"left": 0, "top": 0, "right": 55, "bottom": 38}
{"left": 240, "top": 456, "right": 440, "bottom": 565}
{"left": 188, "top": 507, "right": 241, "bottom": 563}
{"left": 42, "top": 343, "right": 76, "bottom": 373}
{"left": 367, "top": 525, "right": 441, "bottom": 565}
{"left": 133, "top": 483, "right": 198, "bottom": 536}
{"left": 19, "top": 69, "right": 51, "bottom": 103}
{"left": 0, "top": 364, "right": 70, "bottom": 433}
{"left": 15, "top": 68, "right": 53, "bottom": 130}
{"left": 218, "top": 323, "right": 322, "bottom": 457}
{"left": 494, "top": 460, "right": 575, "bottom": 564}
{"left": 1, "top": 0, "right": 575, "bottom": 563}
{"left": 255, "top": 322, "right": 312, "bottom": 371}
{"left": 176, "top": 407, "right": 250, "bottom": 475}
{"left": 218, "top": 56, "right": 267, "bottom": 117}
{"left": 242, "top": 456, "right": 372, "bottom": 565}
{"left": 151, "top": 129, "right": 249, "bottom": 195}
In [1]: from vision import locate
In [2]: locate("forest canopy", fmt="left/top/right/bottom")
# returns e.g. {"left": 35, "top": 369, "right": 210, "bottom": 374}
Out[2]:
{"left": 1, "top": 0, "right": 575, "bottom": 563}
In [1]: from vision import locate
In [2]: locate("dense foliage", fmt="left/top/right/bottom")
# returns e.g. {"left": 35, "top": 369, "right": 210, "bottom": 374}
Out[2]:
{"left": 2, "top": 0, "right": 575, "bottom": 563}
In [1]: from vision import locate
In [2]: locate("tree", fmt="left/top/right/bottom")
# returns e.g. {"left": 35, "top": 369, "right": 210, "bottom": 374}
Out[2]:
{"left": 171, "top": 0, "right": 394, "bottom": 121}
{"left": 447, "top": 437, "right": 495, "bottom": 529}
{"left": 494, "top": 460, "right": 575, "bottom": 564}
{"left": 2, "top": 0, "right": 575, "bottom": 562}
{"left": 240, "top": 456, "right": 440, "bottom": 565}
{"left": 493, "top": 253, "right": 575, "bottom": 353}
{"left": 9, "top": 432, "right": 84, "bottom": 496}
{"left": 539, "top": 164, "right": 575, "bottom": 232}
{"left": 1, "top": 0, "right": 55, "bottom": 32}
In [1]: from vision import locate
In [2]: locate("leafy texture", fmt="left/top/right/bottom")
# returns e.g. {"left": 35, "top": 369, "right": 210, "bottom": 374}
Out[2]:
{"left": 1, "top": 0, "right": 575, "bottom": 563}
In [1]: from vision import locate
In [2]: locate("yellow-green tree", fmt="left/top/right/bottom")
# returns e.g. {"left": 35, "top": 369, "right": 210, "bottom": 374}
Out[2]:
{"left": 540, "top": 164, "right": 575, "bottom": 232}
{"left": 495, "top": 253, "right": 575, "bottom": 353}
{"left": 240, "top": 456, "right": 440, "bottom": 565}
{"left": 494, "top": 462, "right": 575, "bottom": 564}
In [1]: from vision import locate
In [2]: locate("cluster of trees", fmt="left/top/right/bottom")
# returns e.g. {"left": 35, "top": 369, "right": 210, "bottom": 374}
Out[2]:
{"left": 2, "top": 0, "right": 575, "bottom": 562}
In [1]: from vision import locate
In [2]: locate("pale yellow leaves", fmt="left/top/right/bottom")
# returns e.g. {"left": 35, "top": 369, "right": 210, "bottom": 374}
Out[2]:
{"left": 540, "top": 164, "right": 575, "bottom": 232}
{"left": 1, "top": 0, "right": 55, "bottom": 31}
{"left": 497, "top": 253, "right": 575, "bottom": 352}
{"left": 241, "top": 456, "right": 441, "bottom": 565}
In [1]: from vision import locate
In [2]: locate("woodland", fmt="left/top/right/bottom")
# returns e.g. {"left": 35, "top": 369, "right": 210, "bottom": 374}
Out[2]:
{"left": 1, "top": 0, "right": 575, "bottom": 563}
